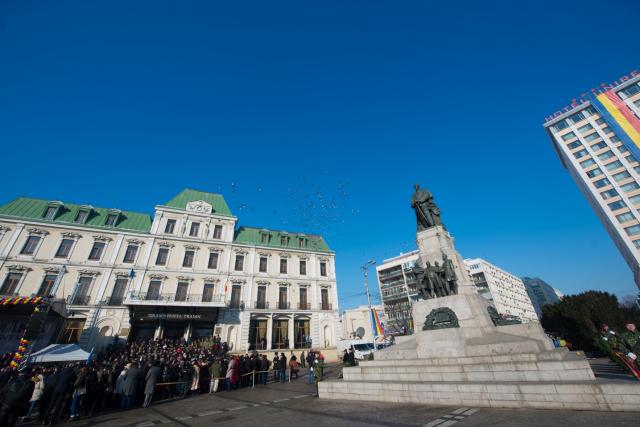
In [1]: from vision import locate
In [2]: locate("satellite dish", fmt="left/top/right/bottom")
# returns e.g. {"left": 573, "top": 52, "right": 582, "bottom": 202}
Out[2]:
{"left": 355, "top": 327, "right": 365, "bottom": 339}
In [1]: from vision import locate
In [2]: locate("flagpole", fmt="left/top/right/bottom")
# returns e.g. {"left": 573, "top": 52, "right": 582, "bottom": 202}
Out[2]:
{"left": 361, "top": 260, "right": 376, "bottom": 351}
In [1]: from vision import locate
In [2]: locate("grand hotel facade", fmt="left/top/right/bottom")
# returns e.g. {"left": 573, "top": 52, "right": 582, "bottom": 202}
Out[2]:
{"left": 0, "top": 189, "right": 340, "bottom": 355}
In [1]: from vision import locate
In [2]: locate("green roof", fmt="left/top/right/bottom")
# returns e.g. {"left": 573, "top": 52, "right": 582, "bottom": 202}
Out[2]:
{"left": 0, "top": 197, "right": 152, "bottom": 233}
{"left": 163, "top": 189, "right": 233, "bottom": 217}
{"left": 234, "top": 226, "right": 332, "bottom": 252}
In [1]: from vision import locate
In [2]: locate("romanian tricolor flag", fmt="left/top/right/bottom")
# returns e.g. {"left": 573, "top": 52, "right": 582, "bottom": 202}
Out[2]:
{"left": 589, "top": 90, "right": 640, "bottom": 157}
{"left": 371, "top": 308, "right": 384, "bottom": 338}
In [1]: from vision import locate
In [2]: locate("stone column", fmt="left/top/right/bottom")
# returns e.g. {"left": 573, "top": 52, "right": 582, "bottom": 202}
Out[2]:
{"left": 266, "top": 315, "right": 273, "bottom": 350}
{"left": 288, "top": 316, "right": 295, "bottom": 349}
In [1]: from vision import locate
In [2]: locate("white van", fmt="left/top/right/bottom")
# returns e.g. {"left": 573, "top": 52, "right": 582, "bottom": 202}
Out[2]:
{"left": 337, "top": 339, "right": 375, "bottom": 360}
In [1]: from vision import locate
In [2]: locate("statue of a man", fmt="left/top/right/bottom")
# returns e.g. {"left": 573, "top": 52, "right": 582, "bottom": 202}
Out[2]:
{"left": 442, "top": 254, "right": 458, "bottom": 295}
{"left": 411, "top": 184, "right": 443, "bottom": 231}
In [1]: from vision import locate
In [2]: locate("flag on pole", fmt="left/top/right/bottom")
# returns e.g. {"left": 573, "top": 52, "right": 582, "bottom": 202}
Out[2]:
{"left": 371, "top": 308, "right": 384, "bottom": 338}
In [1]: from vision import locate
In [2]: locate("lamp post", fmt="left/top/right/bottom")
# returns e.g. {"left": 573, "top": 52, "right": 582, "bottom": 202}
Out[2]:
{"left": 361, "top": 260, "right": 376, "bottom": 351}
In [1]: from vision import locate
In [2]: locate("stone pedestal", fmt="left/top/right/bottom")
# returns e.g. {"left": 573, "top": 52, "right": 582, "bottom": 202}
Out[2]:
{"left": 319, "top": 224, "right": 640, "bottom": 411}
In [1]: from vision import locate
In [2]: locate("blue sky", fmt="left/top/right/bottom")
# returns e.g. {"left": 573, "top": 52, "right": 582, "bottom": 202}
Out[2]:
{"left": 1, "top": 1, "right": 639, "bottom": 309}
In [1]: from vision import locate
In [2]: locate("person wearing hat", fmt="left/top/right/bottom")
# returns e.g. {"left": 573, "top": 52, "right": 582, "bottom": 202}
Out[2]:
{"left": 619, "top": 322, "right": 640, "bottom": 367}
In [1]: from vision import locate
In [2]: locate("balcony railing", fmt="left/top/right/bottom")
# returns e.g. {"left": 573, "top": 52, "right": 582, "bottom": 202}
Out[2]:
{"left": 298, "top": 302, "right": 311, "bottom": 310}
{"left": 277, "top": 301, "right": 290, "bottom": 310}
{"left": 227, "top": 300, "right": 245, "bottom": 309}
{"left": 68, "top": 295, "right": 91, "bottom": 306}
{"left": 125, "top": 292, "right": 225, "bottom": 305}
{"left": 104, "top": 296, "right": 124, "bottom": 306}
{"left": 253, "top": 301, "right": 269, "bottom": 309}
{"left": 321, "top": 303, "right": 332, "bottom": 310}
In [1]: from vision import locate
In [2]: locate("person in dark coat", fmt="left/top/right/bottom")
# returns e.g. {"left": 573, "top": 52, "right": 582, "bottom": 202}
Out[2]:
{"left": 143, "top": 362, "right": 161, "bottom": 407}
{"left": 44, "top": 365, "right": 75, "bottom": 424}
{"left": 278, "top": 353, "right": 287, "bottom": 383}
{"left": 121, "top": 363, "right": 141, "bottom": 410}
{"left": 260, "top": 355, "right": 270, "bottom": 385}
{"left": 0, "top": 370, "right": 32, "bottom": 427}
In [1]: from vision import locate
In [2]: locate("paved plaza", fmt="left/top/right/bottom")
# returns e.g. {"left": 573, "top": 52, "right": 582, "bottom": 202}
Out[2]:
{"left": 36, "top": 367, "right": 638, "bottom": 427}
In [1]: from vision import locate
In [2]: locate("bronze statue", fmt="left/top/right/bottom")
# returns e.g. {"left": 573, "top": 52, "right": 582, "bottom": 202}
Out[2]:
{"left": 413, "top": 255, "right": 459, "bottom": 300}
{"left": 411, "top": 184, "right": 443, "bottom": 231}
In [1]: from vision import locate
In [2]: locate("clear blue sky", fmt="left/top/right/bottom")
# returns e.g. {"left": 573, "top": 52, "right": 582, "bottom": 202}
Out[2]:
{"left": 1, "top": 1, "right": 639, "bottom": 309}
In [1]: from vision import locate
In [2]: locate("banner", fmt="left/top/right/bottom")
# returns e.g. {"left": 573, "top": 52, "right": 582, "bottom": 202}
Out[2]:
{"left": 371, "top": 308, "right": 384, "bottom": 338}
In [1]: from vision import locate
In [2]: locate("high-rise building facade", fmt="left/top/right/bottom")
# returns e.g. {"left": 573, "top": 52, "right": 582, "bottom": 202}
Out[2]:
{"left": 0, "top": 189, "right": 340, "bottom": 354}
{"left": 375, "top": 250, "right": 419, "bottom": 333}
{"left": 544, "top": 71, "right": 640, "bottom": 289}
{"left": 465, "top": 258, "right": 538, "bottom": 322}
{"left": 522, "top": 277, "right": 561, "bottom": 319}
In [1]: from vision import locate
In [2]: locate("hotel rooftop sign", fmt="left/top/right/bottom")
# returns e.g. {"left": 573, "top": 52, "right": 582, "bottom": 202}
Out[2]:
{"left": 544, "top": 70, "right": 639, "bottom": 123}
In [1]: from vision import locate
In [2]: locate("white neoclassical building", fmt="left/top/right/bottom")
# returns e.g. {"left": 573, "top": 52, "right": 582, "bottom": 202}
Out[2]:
{"left": 0, "top": 189, "right": 340, "bottom": 354}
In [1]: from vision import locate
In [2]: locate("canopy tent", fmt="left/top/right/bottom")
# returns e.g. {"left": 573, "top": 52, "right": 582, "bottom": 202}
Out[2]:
{"left": 30, "top": 344, "right": 90, "bottom": 363}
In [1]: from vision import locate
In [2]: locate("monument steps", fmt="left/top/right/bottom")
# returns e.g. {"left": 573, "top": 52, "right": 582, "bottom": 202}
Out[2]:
{"left": 319, "top": 378, "right": 640, "bottom": 411}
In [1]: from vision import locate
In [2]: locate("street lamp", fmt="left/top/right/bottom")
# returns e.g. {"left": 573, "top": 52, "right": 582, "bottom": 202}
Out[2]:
{"left": 361, "top": 260, "right": 377, "bottom": 351}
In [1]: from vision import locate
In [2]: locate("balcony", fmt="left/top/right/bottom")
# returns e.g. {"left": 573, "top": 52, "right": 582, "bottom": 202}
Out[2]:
{"left": 321, "top": 303, "right": 332, "bottom": 310}
{"left": 124, "top": 292, "right": 226, "bottom": 308}
{"left": 298, "top": 302, "right": 311, "bottom": 310}
{"left": 227, "top": 300, "right": 245, "bottom": 310}
{"left": 68, "top": 295, "right": 91, "bottom": 306}
{"left": 277, "top": 301, "right": 290, "bottom": 310}
{"left": 252, "top": 301, "right": 269, "bottom": 309}
{"left": 104, "top": 296, "right": 124, "bottom": 307}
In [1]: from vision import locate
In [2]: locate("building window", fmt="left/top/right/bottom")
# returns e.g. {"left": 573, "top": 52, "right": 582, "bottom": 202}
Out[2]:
{"left": 591, "top": 141, "right": 607, "bottom": 151}
{"left": 321, "top": 288, "right": 330, "bottom": 310}
{"left": 613, "top": 171, "right": 632, "bottom": 182}
{"left": 123, "top": 244, "right": 139, "bottom": 263}
{"left": 75, "top": 210, "right": 89, "bottom": 224}
{"left": 593, "top": 178, "right": 610, "bottom": 189}
{"left": 618, "top": 145, "right": 630, "bottom": 154}
{"left": 61, "top": 319, "right": 85, "bottom": 344}
{"left": 230, "top": 284, "right": 242, "bottom": 308}
{"left": 298, "top": 237, "right": 306, "bottom": 248}
{"left": 55, "top": 239, "right": 75, "bottom": 258}
{"left": 213, "top": 225, "right": 223, "bottom": 239}
{"left": 625, "top": 225, "right": 640, "bottom": 236}
{"left": 630, "top": 195, "right": 640, "bottom": 205}
{"left": 37, "top": 274, "right": 58, "bottom": 297}
{"left": 578, "top": 123, "right": 593, "bottom": 133}
{"left": 164, "top": 219, "right": 176, "bottom": 234}
{"left": 88, "top": 242, "right": 106, "bottom": 261}
{"left": 608, "top": 200, "right": 627, "bottom": 211}
{"left": 611, "top": 136, "right": 621, "bottom": 143}
{"left": 256, "top": 285, "right": 267, "bottom": 308}
{"left": 189, "top": 222, "right": 200, "bottom": 237}
{"left": 573, "top": 149, "right": 588, "bottom": 159}
{"left": 586, "top": 168, "right": 603, "bottom": 178}
{"left": 105, "top": 214, "right": 118, "bottom": 226}
{"left": 278, "top": 286, "right": 288, "bottom": 309}
{"left": 109, "top": 277, "right": 128, "bottom": 306}
{"left": 600, "top": 189, "right": 618, "bottom": 200}
{"left": 280, "top": 258, "right": 287, "bottom": 274}
{"left": 208, "top": 252, "right": 219, "bottom": 269}
{"left": 553, "top": 120, "right": 568, "bottom": 131}
{"left": 43, "top": 206, "right": 57, "bottom": 220}
{"left": 616, "top": 212, "right": 635, "bottom": 223}
{"left": 234, "top": 254, "right": 244, "bottom": 271}
{"left": 584, "top": 133, "right": 600, "bottom": 142}
{"left": 626, "top": 153, "right": 639, "bottom": 164}
{"left": 280, "top": 236, "right": 289, "bottom": 246}
{"left": 300, "top": 260, "right": 307, "bottom": 275}
{"left": 156, "top": 247, "right": 169, "bottom": 266}
{"left": 261, "top": 233, "right": 270, "bottom": 244}
{"left": 561, "top": 132, "right": 576, "bottom": 141}
{"left": 567, "top": 141, "right": 582, "bottom": 150}
{"left": 175, "top": 282, "right": 188, "bottom": 301}
{"left": 569, "top": 112, "right": 585, "bottom": 124}
{"left": 620, "top": 83, "right": 640, "bottom": 98}
{"left": 320, "top": 262, "right": 327, "bottom": 276}
{"left": 146, "top": 280, "right": 161, "bottom": 300}
{"left": 1, "top": 272, "right": 23, "bottom": 295}
{"left": 202, "top": 283, "right": 214, "bottom": 302}
{"left": 70, "top": 276, "right": 92, "bottom": 305}
{"left": 605, "top": 160, "right": 623, "bottom": 171}
{"left": 299, "top": 287, "right": 309, "bottom": 310}
{"left": 621, "top": 182, "right": 640, "bottom": 193}
{"left": 598, "top": 151, "right": 615, "bottom": 161}
{"left": 580, "top": 159, "right": 595, "bottom": 168}
{"left": 259, "top": 256, "right": 268, "bottom": 272}
{"left": 20, "top": 235, "right": 41, "bottom": 255}
{"left": 183, "top": 250, "right": 195, "bottom": 267}
{"left": 634, "top": 240, "right": 640, "bottom": 249}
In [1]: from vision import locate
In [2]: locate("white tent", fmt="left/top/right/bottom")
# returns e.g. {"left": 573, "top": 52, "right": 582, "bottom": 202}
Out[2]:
{"left": 30, "top": 344, "right": 91, "bottom": 363}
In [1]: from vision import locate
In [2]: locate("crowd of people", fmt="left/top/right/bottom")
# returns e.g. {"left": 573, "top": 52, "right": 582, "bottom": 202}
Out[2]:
{"left": 600, "top": 321, "right": 640, "bottom": 372}
{"left": 0, "top": 337, "right": 325, "bottom": 426}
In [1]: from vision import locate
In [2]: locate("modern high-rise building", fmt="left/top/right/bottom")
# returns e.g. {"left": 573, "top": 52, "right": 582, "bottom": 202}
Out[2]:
{"left": 522, "top": 277, "right": 561, "bottom": 319}
{"left": 375, "top": 250, "right": 419, "bottom": 333}
{"left": 544, "top": 70, "right": 640, "bottom": 289}
{"left": 465, "top": 258, "right": 538, "bottom": 322}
